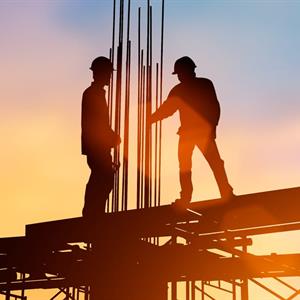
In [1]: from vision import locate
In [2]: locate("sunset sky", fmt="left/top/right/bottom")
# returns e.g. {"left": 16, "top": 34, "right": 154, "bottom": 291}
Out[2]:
{"left": 0, "top": 1, "right": 299, "bottom": 299}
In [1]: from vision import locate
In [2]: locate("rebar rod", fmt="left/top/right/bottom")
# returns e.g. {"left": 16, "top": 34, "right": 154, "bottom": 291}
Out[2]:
{"left": 154, "top": 62, "right": 159, "bottom": 207}
{"left": 108, "top": 0, "right": 116, "bottom": 213}
{"left": 136, "top": 7, "right": 141, "bottom": 209}
{"left": 121, "top": 0, "right": 131, "bottom": 211}
{"left": 158, "top": 0, "right": 165, "bottom": 207}
{"left": 144, "top": 0, "right": 151, "bottom": 208}
{"left": 149, "top": 5, "right": 153, "bottom": 208}
{"left": 141, "top": 62, "right": 146, "bottom": 208}
{"left": 109, "top": 0, "right": 116, "bottom": 126}
{"left": 113, "top": 0, "right": 125, "bottom": 212}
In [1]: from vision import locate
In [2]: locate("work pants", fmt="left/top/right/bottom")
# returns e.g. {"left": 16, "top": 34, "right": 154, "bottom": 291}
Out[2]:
{"left": 178, "top": 133, "right": 233, "bottom": 201}
{"left": 82, "top": 154, "right": 114, "bottom": 218}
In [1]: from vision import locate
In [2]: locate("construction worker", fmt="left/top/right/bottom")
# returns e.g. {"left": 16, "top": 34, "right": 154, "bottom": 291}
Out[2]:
{"left": 151, "top": 56, "right": 234, "bottom": 205}
{"left": 81, "top": 56, "right": 120, "bottom": 218}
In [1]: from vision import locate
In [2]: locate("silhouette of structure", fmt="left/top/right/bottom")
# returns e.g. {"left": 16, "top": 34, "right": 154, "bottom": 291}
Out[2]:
{"left": 1, "top": 1, "right": 299, "bottom": 300}
{"left": 1, "top": 187, "right": 300, "bottom": 300}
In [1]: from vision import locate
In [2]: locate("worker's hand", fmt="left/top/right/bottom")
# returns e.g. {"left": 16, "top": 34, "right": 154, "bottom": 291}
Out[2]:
{"left": 115, "top": 134, "right": 121, "bottom": 146}
{"left": 150, "top": 113, "right": 156, "bottom": 124}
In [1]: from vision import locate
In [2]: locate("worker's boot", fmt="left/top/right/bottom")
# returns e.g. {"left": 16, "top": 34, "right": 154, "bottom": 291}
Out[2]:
{"left": 173, "top": 171, "right": 192, "bottom": 208}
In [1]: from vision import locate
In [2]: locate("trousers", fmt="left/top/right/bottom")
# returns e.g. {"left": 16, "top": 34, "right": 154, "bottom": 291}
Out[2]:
{"left": 82, "top": 154, "right": 114, "bottom": 218}
{"left": 178, "top": 132, "right": 232, "bottom": 201}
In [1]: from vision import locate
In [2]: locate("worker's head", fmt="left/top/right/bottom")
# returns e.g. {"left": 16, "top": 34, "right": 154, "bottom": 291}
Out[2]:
{"left": 172, "top": 56, "right": 196, "bottom": 82}
{"left": 90, "top": 56, "right": 114, "bottom": 85}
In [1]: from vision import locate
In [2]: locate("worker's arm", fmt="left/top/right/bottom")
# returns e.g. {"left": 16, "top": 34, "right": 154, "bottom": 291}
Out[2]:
{"left": 208, "top": 80, "right": 221, "bottom": 126}
{"left": 150, "top": 94, "right": 179, "bottom": 123}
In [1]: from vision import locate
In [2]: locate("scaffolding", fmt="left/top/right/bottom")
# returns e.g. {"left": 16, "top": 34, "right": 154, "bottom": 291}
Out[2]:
{"left": 0, "top": 187, "right": 300, "bottom": 299}
{"left": 1, "top": 1, "right": 299, "bottom": 299}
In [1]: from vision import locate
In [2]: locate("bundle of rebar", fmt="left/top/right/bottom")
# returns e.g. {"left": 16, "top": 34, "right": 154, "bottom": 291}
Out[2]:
{"left": 107, "top": 0, "right": 165, "bottom": 213}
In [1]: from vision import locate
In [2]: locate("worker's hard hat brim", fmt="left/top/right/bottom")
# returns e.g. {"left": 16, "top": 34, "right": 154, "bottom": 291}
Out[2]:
{"left": 90, "top": 67, "right": 116, "bottom": 71}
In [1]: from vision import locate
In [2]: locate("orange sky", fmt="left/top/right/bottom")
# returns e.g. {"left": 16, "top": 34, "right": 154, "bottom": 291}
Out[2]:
{"left": 0, "top": 1, "right": 299, "bottom": 299}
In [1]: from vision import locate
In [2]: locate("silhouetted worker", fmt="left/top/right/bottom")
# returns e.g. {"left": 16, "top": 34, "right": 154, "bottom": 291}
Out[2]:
{"left": 81, "top": 56, "right": 120, "bottom": 218}
{"left": 151, "top": 56, "right": 234, "bottom": 205}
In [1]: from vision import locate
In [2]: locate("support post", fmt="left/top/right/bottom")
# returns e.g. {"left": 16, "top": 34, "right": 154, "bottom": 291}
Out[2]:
{"left": 232, "top": 256, "right": 236, "bottom": 300}
{"left": 201, "top": 281, "right": 205, "bottom": 300}
{"left": 5, "top": 291, "right": 10, "bottom": 300}
{"left": 171, "top": 235, "right": 177, "bottom": 300}
{"left": 191, "top": 281, "right": 195, "bottom": 300}
{"left": 241, "top": 242, "right": 249, "bottom": 300}
{"left": 21, "top": 273, "right": 25, "bottom": 300}
{"left": 186, "top": 280, "right": 190, "bottom": 300}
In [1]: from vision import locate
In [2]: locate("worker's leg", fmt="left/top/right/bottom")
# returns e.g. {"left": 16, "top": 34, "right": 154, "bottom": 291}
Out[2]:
{"left": 197, "top": 138, "right": 233, "bottom": 199}
{"left": 82, "top": 156, "right": 114, "bottom": 218}
{"left": 178, "top": 135, "right": 195, "bottom": 203}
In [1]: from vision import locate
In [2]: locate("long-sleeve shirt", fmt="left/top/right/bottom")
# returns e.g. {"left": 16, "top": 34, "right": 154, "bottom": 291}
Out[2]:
{"left": 151, "top": 77, "right": 220, "bottom": 136}
{"left": 81, "top": 82, "right": 118, "bottom": 158}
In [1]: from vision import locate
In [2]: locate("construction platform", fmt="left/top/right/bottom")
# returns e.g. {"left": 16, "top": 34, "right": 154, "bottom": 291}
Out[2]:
{"left": 0, "top": 187, "right": 299, "bottom": 299}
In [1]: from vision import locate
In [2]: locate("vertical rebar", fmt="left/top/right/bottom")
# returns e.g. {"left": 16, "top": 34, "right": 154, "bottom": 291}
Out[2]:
{"left": 121, "top": 0, "right": 131, "bottom": 211}
{"left": 149, "top": 5, "right": 153, "bottom": 208}
{"left": 108, "top": 0, "right": 116, "bottom": 214}
{"left": 144, "top": 0, "right": 151, "bottom": 208}
{"left": 154, "top": 62, "right": 159, "bottom": 207}
{"left": 141, "top": 62, "right": 146, "bottom": 208}
{"left": 112, "top": 0, "right": 125, "bottom": 212}
{"left": 109, "top": 0, "right": 116, "bottom": 125}
{"left": 136, "top": 7, "right": 141, "bottom": 209}
{"left": 158, "top": 0, "right": 165, "bottom": 207}
{"left": 108, "top": 47, "right": 112, "bottom": 125}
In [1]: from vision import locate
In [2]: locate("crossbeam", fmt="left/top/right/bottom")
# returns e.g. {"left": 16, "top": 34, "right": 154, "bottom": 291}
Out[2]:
{"left": 1, "top": 252, "right": 299, "bottom": 291}
{"left": 0, "top": 187, "right": 299, "bottom": 295}
{"left": 25, "top": 187, "right": 300, "bottom": 244}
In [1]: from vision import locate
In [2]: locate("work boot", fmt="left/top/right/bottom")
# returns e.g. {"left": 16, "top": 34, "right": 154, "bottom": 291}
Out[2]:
{"left": 220, "top": 185, "right": 235, "bottom": 201}
{"left": 176, "top": 170, "right": 193, "bottom": 208}
{"left": 172, "top": 192, "right": 191, "bottom": 209}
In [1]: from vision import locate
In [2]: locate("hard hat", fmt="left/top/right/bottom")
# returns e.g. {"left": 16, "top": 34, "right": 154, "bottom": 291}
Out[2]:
{"left": 90, "top": 56, "right": 114, "bottom": 72}
{"left": 172, "top": 56, "right": 196, "bottom": 74}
